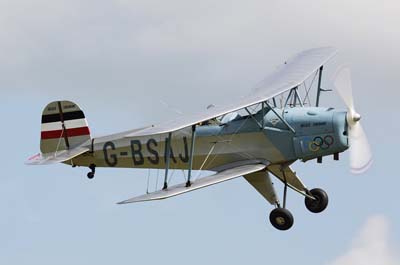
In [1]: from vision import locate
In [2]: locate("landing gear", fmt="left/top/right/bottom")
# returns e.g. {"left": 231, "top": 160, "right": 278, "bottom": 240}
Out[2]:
{"left": 269, "top": 169, "right": 294, "bottom": 231}
{"left": 87, "top": 164, "right": 96, "bottom": 179}
{"left": 269, "top": 208, "right": 294, "bottom": 231}
{"left": 264, "top": 165, "right": 329, "bottom": 230}
{"left": 305, "top": 188, "right": 329, "bottom": 213}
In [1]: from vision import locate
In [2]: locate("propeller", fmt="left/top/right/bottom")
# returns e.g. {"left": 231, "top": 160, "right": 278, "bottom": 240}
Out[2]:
{"left": 333, "top": 67, "right": 373, "bottom": 174}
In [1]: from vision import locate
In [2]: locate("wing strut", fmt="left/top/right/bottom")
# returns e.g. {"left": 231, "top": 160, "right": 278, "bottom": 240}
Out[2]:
{"left": 163, "top": 125, "right": 197, "bottom": 189}
{"left": 265, "top": 101, "right": 296, "bottom": 133}
{"left": 186, "top": 125, "right": 196, "bottom": 187}
{"left": 316, "top": 66, "right": 324, "bottom": 106}
{"left": 294, "top": 87, "right": 304, "bottom": 107}
{"left": 163, "top": 132, "right": 172, "bottom": 190}
{"left": 244, "top": 107, "right": 263, "bottom": 129}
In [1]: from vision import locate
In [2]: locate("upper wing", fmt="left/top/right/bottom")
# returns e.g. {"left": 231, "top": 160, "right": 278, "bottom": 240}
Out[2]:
{"left": 117, "top": 163, "right": 267, "bottom": 204}
{"left": 126, "top": 47, "right": 337, "bottom": 137}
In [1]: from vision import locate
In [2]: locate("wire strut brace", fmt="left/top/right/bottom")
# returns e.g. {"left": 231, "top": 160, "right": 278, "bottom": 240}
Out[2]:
{"left": 281, "top": 166, "right": 288, "bottom": 209}
{"left": 163, "top": 132, "right": 172, "bottom": 190}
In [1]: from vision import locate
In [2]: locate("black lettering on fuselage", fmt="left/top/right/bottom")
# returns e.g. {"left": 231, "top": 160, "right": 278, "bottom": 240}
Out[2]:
{"left": 300, "top": 123, "right": 311, "bottom": 128}
{"left": 103, "top": 141, "right": 118, "bottom": 167}
{"left": 126, "top": 137, "right": 190, "bottom": 166}
{"left": 146, "top": 138, "right": 159, "bottom": 164}
{"left": 313, "top": 122, "right": 327, "bottom": 126}
{"left": 130, "top": 140, "right": 144, "bottom": 165}
{"left": 179, "top": 136, "right": 189, "bottom": 163}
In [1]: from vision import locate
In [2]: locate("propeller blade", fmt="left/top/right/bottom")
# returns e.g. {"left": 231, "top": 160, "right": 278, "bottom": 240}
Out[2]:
{"left": 349, "top": 122, "right": 373, "bottom": 174}
{"left": 333, "top": 67, "right": 354, "bottom": 110}
{"left": 333, "top": 66, "right": 373, "bottom": 174}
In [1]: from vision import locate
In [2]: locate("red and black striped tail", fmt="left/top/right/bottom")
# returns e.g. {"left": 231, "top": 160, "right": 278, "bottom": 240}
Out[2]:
{"left": 40, "top": 101, "right": 91, "bottom": 154}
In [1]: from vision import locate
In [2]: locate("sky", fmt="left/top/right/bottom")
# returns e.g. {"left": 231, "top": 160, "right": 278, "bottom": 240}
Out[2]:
{"left": 1, "top": 1, "right": 399, "bottom": 264}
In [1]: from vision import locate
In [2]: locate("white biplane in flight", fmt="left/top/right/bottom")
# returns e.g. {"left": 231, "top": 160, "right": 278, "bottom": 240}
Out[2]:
{"left": 27, "top": 47, "right": 372, "bottom": 230}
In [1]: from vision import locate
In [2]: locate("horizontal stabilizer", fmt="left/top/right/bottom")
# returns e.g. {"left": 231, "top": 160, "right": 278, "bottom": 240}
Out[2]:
{"left": 117, "top": 163, "right": 267, "bottom": 204}
{"left": 25, "top": 146, "right": 89, "bottom": 165}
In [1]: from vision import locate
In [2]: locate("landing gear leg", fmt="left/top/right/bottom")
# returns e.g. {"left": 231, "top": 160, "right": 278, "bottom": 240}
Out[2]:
{"left": 269, "top": 168, "right": 294, "bottom": 231}
{"left": 87, "top": 163, "right": 96, "bottom": 179}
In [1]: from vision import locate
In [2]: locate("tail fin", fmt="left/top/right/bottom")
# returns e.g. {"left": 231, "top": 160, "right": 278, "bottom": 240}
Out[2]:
{"left": 40, "top": 100, "right": 91, "bottom": 154}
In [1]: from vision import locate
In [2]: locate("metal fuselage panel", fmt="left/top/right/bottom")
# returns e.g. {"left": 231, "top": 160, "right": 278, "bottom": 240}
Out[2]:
{"left": 71, "top": 107, "right": 349, "bottom": 170}
{"left": 73, "top": 118, "right": 286, "bottom": 170}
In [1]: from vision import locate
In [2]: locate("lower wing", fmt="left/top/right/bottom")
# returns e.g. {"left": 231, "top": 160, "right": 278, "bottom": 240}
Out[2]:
{"left": 117, "top": 163, "right": 267, "bottom": 204}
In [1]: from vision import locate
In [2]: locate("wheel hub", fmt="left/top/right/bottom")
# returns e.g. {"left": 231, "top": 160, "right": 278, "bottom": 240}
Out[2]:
{"left": 275, "top": 217, "right": 286, "bottom": 225}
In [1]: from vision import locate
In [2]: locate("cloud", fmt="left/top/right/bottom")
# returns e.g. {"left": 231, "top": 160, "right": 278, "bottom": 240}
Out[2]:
{"left": 328, "top": 215, "right": 399, "bottom": 265}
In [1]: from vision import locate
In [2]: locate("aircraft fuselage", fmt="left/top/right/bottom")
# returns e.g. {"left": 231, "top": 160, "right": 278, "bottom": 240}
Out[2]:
{"left": 71, "top": 107, "right": 349, "bottom": 171}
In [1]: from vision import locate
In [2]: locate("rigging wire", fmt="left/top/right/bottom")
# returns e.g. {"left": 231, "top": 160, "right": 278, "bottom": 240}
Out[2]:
{"left": 200, "top": 114, "right": 255, "bottom": 174}
{"left": 155, "top": 168, "right": 159, "bottom": 191}
{"left": 192, "top": 112, "right": 254, "bottom": 181}
{"left": 146, "top": 168, "right": 151, "bottom": 194}
{"left": 167, "top": 169, "right": 177, "bottom": 185}
{"left": 194, "top": 143, "right": 217, "bottom": 180}
{"left": 181, "top": 169, "right": 187, "bottom": 182}
{"left": 55, "top": 130, "right": 64, "bottom": 155}
{"left": 302, "top": 71, "right": 318, "bottom": 105}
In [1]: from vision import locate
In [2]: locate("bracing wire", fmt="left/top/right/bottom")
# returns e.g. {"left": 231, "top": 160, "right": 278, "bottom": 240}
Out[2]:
{"left": 194, "top": 143, "right": 216, "bottom": 180}
{"left": 55, "top": 130, "right": 64, "bottom": 156}
{"left": 302, "top": 71, "right": 318, "bottom": 105}
{"left": 146, "top": 168, "right": 151, "bottom": 194}
{"left": 167, "top": 169, "right": 177, "bottom": 185}
{"left": 199, "top": 114, "right": 255, "bottom": 175}
{"left": 181, "top": 170, "right": 186, "bottom": 182}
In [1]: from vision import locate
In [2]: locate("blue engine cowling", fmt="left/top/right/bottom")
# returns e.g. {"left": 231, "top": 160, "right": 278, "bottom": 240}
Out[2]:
{"left": 284, "top": 107, "right": 349, "bottom": 161}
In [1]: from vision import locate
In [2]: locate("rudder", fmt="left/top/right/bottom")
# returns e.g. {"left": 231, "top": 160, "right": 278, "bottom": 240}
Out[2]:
{"left": 40, "top": 100, "right": 91, "bottom": 154}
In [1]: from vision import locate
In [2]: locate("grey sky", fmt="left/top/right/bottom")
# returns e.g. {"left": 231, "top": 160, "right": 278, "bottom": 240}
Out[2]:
{"left": 1, "top": 1, "right": 399, "bottom": 264}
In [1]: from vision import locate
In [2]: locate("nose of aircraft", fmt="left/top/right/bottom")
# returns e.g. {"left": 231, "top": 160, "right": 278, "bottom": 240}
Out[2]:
{"left": 333, "top": 110, "right": 349, "bottom": 151}
{"left": 333, "top": 66, "right": 373, "bottom": 174}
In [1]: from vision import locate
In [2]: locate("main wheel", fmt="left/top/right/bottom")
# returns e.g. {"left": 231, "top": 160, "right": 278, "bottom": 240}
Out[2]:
{"left": 269, "top": 208, "right": 294, "bottom": 231}
{"left": 305, "top": 188, "right": 328, "bottom": 213}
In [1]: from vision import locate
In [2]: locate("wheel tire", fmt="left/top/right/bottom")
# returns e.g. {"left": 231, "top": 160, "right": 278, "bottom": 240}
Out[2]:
{"left": 87, "top": 172, "right": 94, "bottom": 179}
{"left": 269, "top": 208, "right": 294, "bottom": 231}
{"left": 305, "top": 188, "right": 328, "bottom": 213}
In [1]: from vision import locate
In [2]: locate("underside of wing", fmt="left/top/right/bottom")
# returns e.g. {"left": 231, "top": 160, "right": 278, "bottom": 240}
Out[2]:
{"left": 117, "top": 163, "right": 267, "bottom": 204}
{"left": 267, "top": 164, "right": 307, "bottom": 194}
{"left": 125, "top": 47, "right": 337, "bottom": 137}
{"left": 244, "top": 171, "right": 279, "bottom": 205}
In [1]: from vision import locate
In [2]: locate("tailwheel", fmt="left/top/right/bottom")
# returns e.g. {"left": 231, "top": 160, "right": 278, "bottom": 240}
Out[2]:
{"left": 305, "top": 188, "right": 329, "bottom": 213}
{"left": 87, "top": 164, "right": 96, "bottom": 179}
{"left": 269, "top": 208, "right": 294, "bottom": 231}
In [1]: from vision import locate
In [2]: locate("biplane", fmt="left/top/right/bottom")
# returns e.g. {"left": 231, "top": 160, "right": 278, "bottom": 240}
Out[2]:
{"left": 26, "top": 47, "right": 372, "bottom": 230}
